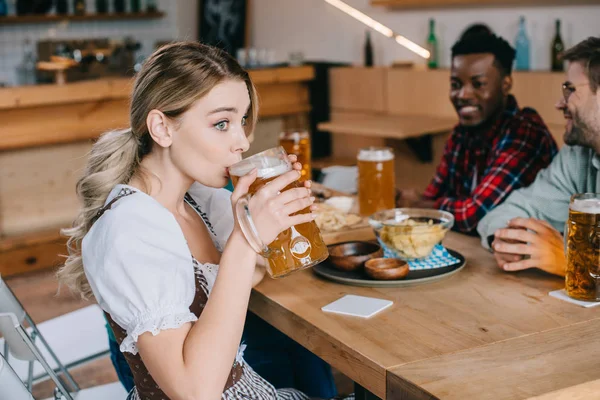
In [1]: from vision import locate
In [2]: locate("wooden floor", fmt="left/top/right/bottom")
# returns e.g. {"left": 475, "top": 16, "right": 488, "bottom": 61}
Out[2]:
{"left": 5, "top": 268, "right": 353, "bottom": 399}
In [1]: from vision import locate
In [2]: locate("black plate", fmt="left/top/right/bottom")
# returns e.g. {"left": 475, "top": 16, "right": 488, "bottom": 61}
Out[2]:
{"left": 313, "top": 249, "right": 466, "bottom": 288}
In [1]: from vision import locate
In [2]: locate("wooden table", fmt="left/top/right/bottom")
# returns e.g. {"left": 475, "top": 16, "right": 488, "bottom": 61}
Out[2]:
{"left": 249, "top": 232, "right": 600, "bottom": 399}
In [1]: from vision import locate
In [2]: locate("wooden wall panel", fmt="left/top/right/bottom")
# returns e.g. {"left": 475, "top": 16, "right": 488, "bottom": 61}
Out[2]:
{"left": 0, "top": 99, "right": 130, "bottom": 151}
{"left": 330, "top": 67, "right": 388, "bottom": 113}
{"left": 387, "top": 69, "right": 455, "bottom": 118}
{"left": 0, "top": 141, "right": 91, "bottom": 236}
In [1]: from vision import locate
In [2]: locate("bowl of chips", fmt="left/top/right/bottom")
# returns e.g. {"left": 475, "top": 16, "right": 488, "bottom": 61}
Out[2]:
{"left": 368, "top": 209, "right": 454, "bottom": 260}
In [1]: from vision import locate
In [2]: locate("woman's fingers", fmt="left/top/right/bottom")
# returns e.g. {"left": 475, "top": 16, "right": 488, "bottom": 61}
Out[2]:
{"left": 230, "top": 168, "right": 256, "bottom": 204}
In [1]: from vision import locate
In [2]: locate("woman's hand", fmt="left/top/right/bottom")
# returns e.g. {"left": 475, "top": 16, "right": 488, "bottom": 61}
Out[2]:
{"left": 230, "top": 155, "right": 315, "bottom": 246}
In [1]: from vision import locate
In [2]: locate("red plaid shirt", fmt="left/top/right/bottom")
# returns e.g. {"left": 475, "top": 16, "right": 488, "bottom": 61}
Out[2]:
{"left": 423, "top": 95, "right": 558, "bottom": 234}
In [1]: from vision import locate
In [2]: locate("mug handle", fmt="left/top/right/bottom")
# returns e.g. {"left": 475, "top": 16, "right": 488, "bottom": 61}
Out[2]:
{"left": 236, "top": 194, "right": 271, "bottom": 256}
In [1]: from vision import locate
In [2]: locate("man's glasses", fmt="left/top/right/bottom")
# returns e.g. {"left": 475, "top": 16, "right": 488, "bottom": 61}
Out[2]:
{"left": 562, "top": 82, "right": 589, "bottom": 103}
{"left": 562, "top": 51, "right": 599, "bottom": 103}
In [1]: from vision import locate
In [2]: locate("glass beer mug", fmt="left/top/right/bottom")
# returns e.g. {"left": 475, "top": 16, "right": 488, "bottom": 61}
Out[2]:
{"left": 566, "top": 193, "right": 600, "bottom": 301}
{"left": 229, "top": 147, "right": 329, "bottom": 278}
{"left": 357, "top": 147, "right": 396, "bottom": 216}
{"left": 278, "top": 130, "right": 312, "bottom": 181}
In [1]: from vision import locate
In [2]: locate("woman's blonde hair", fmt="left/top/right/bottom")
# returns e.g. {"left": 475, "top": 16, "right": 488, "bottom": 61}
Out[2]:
{"left": 58, "top": 41, "right": 259, "bottom": 298}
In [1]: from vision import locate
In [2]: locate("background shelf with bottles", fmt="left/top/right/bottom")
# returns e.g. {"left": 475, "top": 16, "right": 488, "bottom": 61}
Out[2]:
{"left": 371, "top": 0, "right": 600, "bottom": 6}
{"left": 0, "top": 11, "right": 164, "bottom": 24}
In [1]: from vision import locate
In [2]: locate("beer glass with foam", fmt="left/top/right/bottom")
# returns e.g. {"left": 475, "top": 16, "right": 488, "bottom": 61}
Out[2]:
{"left": 566, "top": 193, "right": 600, "bottom": 301}
{"left": 278, "top": 130, "right": 312, "bottom": 181}
{"left": 229, "top": 147, "right": 328, "bottom": 278}
{"left": 357, "top": 147, "right": 395, "bottom": 216}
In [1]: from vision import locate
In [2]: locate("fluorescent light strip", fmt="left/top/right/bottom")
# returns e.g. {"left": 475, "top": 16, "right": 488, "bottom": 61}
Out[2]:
{"left": 325, "top": 0, "right": 430, "bottom": 59}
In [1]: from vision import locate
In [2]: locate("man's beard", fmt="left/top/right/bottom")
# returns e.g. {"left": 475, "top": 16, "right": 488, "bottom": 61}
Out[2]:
{"left": 564, "top": 110, "right": 596, "bottom": 149}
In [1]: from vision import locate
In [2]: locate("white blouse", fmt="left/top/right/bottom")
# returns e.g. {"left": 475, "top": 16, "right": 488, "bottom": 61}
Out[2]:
{"left": 82, "top": 183, "right": 234, "bottom": 355}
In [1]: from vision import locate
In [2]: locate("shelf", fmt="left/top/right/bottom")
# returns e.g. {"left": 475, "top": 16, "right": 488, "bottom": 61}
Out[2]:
{"left": 371, "top": 0, "right": 600, "bottom": 7}
{"left": 0, "top": 11, "right": 165, "bottom": 25}
{"left": 318, "top": 112, "right": 455, "bottom": 140}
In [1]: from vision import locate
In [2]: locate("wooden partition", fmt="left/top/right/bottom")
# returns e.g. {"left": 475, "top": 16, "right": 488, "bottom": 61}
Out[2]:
{"left": 318, "top": 67, "right": 567, "bottom": 194}
{"left": 0, "top": 66, "right": 315, "bottom": 276}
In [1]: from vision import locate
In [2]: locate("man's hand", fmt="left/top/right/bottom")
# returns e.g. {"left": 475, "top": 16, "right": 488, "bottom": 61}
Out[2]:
{"left": 396, "top": 189, "right": 436, "bottom": 209}
{"left": 492, "top": 218, "right": 566, "bottom": 277}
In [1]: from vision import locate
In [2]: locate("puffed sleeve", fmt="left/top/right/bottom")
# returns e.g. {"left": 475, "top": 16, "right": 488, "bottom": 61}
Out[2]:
{"left": 82, "top": 194, "right": 197, "bottom": 355}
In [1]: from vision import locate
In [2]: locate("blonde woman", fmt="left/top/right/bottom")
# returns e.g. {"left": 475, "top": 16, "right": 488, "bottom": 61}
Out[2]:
{"left": 59, "top": 42, "right": 330, "bottom": 400}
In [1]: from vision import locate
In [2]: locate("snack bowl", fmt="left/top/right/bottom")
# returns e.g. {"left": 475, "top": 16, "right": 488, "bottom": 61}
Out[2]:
{"left": 327, "top": 241, "right": 383, "bottom": 272}
{"left": 364, "top": 258, "right": 409, "bottom": 280}
{"left": 369, "top": 208, "right": 454, "bottom": 260}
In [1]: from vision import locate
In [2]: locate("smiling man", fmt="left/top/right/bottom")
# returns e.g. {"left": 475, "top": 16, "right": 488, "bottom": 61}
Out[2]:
{"left": 478, "top": 37, "right": 600, "bottom": 276}
{"left": 399, "top": 33, "right": 558, "bottom": 234}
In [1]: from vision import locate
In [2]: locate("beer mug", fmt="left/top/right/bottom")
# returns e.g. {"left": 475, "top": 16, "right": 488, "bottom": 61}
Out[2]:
{"left": 358, "top": 147, "right": 395, "bottom": 216}
{"left": 278, "top": 130, "right": 312, "bottom": 181}
{"left": 566, "top": 193, "right": 600, "bottom": 301}
{"left": 229, "top": 147, "right": 329, "bottom": 278}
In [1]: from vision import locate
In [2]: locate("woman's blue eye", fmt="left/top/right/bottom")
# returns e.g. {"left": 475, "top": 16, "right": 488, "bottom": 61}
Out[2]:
{"left": 241, "top": 115, "right": 248, "bottom": 126}
{"left": 215, "top": 121, "right": 228, "bottom": 131}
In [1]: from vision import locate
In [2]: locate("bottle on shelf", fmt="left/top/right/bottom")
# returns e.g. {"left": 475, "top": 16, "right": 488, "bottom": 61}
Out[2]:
{"left": 130, "top": 0, "right": 141, "bottom": 13}
{"left": 146, "top": 0, "right": 157, "bottom": 12}
{"left": 74, "top": 0, "right": 86, "bottom": 15}
{"left": 514, "top": 16, "right": 530, "bottom": 71}
{"left": 114, "top": 0, "right": 125, "bottom": 13}
{"left": 364, "top": 30, "right": 374, "bottom": 67}
{"left": 0, "top": 0, "right": 8, "bottom": 17}
{"left": 56, "top": 0, "right": 68, "bottom": 14}
{"left": 551, "top": 19, "right": 565, "bottom": 72}
{"left": 427, "top": 18, "right": 438, "bottom": 69}
{"left": 96, "top": 0, "right": 108, "bottom": 13}
{"left": 16, "top": 38, "right": 37, "bottom": 86}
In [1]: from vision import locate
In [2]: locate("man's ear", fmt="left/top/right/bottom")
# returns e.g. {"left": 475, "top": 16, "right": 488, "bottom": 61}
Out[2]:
{"left": 502, "top": 75, "right": 513, "bottom": 96}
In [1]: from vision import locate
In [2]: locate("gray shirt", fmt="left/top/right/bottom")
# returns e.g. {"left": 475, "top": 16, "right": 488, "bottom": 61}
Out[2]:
{"left": 477, "top": 145, "right": 600, "bottom": 249}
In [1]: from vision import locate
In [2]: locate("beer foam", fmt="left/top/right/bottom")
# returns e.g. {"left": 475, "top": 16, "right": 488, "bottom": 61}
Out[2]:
{"left": 570, "top": 198, "right": 600, "bottom": 214}
{"left": 357, "top": 148, "right": 394, "bottom": 162}
{"left": 229, "top": 156, "right": 291, "bottom": 179}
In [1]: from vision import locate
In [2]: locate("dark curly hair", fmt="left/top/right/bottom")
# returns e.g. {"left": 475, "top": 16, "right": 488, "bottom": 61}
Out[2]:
{"left": 451, "top": 33, "right": 516, "bottom": 76}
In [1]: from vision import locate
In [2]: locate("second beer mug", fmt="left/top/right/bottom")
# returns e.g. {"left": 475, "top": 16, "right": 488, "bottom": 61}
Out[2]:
{"left": 566, "top": 193, "right": 600, "bottom": 301}
{"left": 278, "top": 130, "right": 312, "bottom": 181}
{"left": 229, "top": 147, "right": 329, "bottom": 278}
{"left": 358, "top": 147, "right": 396, "bottom": 216}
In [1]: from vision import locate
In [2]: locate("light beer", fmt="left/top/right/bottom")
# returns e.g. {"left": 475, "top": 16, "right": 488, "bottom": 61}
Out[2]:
{"left": 358, "top": 147, "right": 395, "bottom": 216}
{"left": 278, "top": 130, "right": 312, "bottom": 181}
{"left": 229, "top": 147, "right": 328, "bottom": 278}
{"left": 566, "top": 194, "right": 600, "bottom": 301}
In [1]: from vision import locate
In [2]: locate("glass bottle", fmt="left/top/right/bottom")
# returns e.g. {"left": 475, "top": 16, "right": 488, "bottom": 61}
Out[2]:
{"left": 96, "top": 0, "right": 108, "bottom": 13}
{"left": 74, "top": 0, "right": 86, "bottom": 15}
{"left": 56, "top": 0, "right": 68, "bottom": 14}
{"left": 113, "top": 0, "right": 125, "bottom": 13}
{"left": 0, "top": 0, "right": 8, "bottom": 16}
{"left": 427, "top": 18, "right": 438, "bottom": 69}
{"left": 551, "top": 19, "right": 565, "bottom": 72}
{"left": 130, "top": 0, "right": 140, "bottom": 13}
{"left": 146, "top": 0, "right": 157, "bottom": 12}
{"left": 16, "top": 39, "right": 36, "bottom": 86}
{"left": 364, "top": 30, "right": 373, "bottom": 67}
{"left": 514, "top": 16, "right": 531, "bottom": 71}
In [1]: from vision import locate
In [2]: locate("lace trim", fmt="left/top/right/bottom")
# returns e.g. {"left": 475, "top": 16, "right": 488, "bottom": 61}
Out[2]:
{"left": 120, "top": 310, "right": 198, "bottom": 355}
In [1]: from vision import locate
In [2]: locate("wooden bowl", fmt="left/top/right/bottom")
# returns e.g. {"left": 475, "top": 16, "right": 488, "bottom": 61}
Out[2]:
{"left": 364, "top": 258, "right": 409, "bottom": 280}
{"left": 328, "top": 241, "right": 383, "bottom": 272}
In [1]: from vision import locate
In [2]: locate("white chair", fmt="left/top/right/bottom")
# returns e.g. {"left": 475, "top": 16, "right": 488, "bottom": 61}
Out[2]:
{"left": 0, "top": 312, "right": 74, "bottom": 399}
{"left": 0, "top": 274, "right": 81, "bottom": 392}
{"left": 0, "top": 353, "right": 34, "bottom": 400}
{"left": 0, "top": 312, "right": 127, "bottom": 400}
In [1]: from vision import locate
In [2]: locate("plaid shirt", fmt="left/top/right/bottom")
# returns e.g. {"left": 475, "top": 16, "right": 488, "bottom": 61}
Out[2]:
{"left": 423, "top": 95, "right": 558, "bottom": 234}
